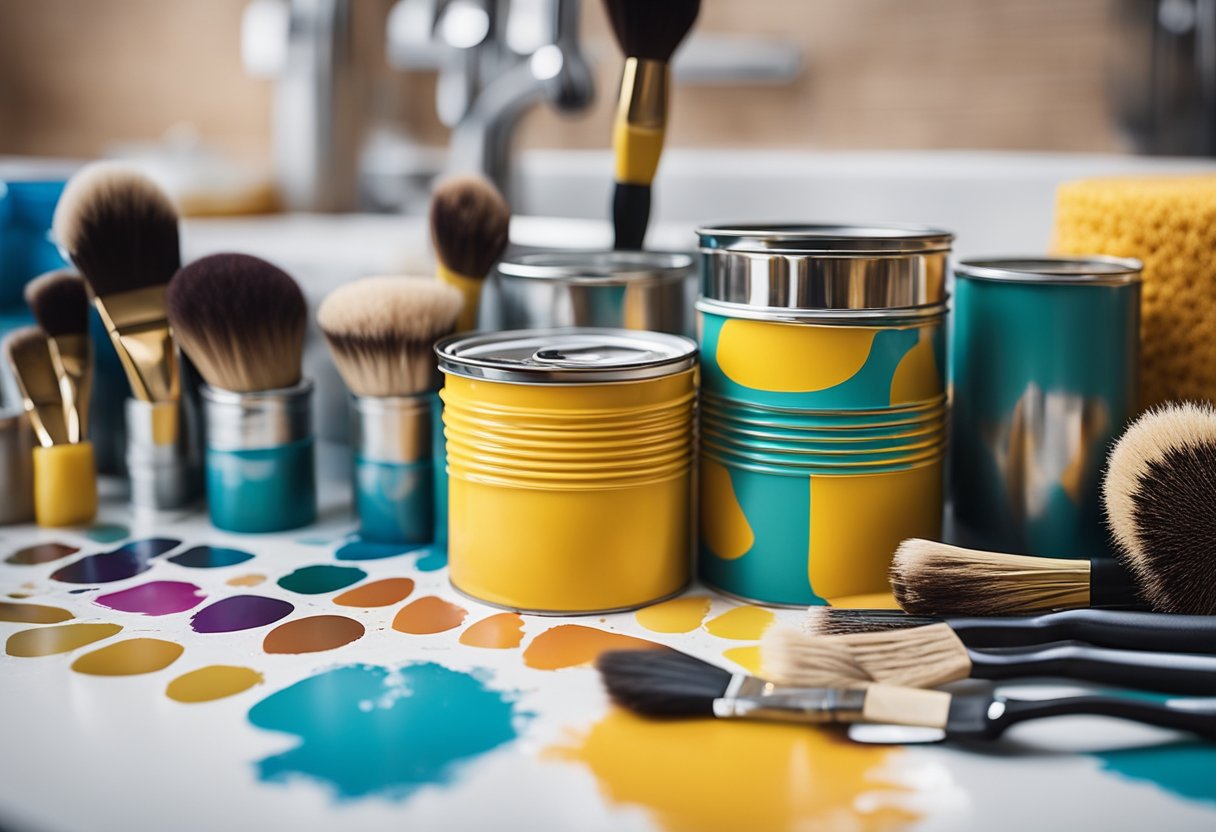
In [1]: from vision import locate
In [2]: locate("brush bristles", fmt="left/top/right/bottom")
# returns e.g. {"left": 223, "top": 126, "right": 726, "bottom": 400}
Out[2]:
{"left": 1104, "top": 403, "right": 1216, "bottom": 615}
{"left": 603, "top": 0, "right": 700, "bottom": 62}
{"left": 317, "top": 276, "right": 462, "bottom": 397}
{"left": 429, "top": 176, "right": 510, "bottom": 281}
{"left": 803, "top": 608, "right": 940, "bottom": 637}
{"left": 759, "top": 627, "right": 872, "bottom": 689}
{"left": 3, "top": 327, "right": 66, "bottom": 446}
{"left": 24, "top": 270, "right": 90, "bottom": 337}
{"left": 595, "top": 649, "right": 728, "bottom": 718}
{"left": 891, "top": 538, "right": 1091, "bottom": 616}
{"left": 53, "top": 162, "right": 180, "bottom": 297}
{"left": 166, "top": 253, "right": 306, "bottom": 393}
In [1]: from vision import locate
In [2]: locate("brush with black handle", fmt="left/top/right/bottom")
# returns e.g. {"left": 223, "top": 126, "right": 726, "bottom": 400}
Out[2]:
{"left": 603, "top": 0, "right": 699, "bottom": 250}
{"left": 596, "top": 649, "right": 1216, "bottom": 743}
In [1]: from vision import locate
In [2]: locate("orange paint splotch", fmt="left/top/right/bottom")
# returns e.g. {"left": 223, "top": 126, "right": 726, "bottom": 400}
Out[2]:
{"left": 459, "top": 612, "right": 525, "bottom": 648}
{"left": 226, "top": 574, "right": 266, "bottom": 587}
{"left": 522, "top": 625, "right": 664, "bottom": 671}
{"left": 264, "top": 615, "right": 365, "bottom": 654}
{"left": 392, "top": 596, "right": 468, "bottom": 635}
{"left": 635, "top": 596, "right": 711, "bottom": 634}
{"left": 334, "top": 577, "right": 414, "bottom": 608}
{"left": 704, "top": 606, "right": 774, "bottom": 640}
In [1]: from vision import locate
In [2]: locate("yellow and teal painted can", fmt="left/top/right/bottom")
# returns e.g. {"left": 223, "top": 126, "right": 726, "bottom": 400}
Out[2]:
{"left": 951, "top": 257, "right": 1142, "bottom": 558}
{"left": 696, "top": 223, "right": 953, "bottom": 606}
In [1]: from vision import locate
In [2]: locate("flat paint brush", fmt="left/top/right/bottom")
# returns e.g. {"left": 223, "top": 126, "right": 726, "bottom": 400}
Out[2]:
{"left": 763, "top": 624, "right": 1216, "bottom": 696}
{"left": 429, "top": 176, "right": 510, "bottom": 332}
{"left": 25, "top": 270, "right": 92, "bottom": 444}
{"left": 596, "top": 649, "right": 1216, "bottom": 743}
{"left": 603, "top": 0, "right": 700, "bottom": 250}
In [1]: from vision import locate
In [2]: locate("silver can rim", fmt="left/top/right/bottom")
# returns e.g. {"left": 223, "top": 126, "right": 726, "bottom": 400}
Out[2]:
{"left": 956, "top": 255, "right": 1143, "bottom": 285}
{"left": 697, "top": 297, "right": 948, "bottom": 324}
{"left": 697, "top": 222, "right": 954, "bottom": 255}
{"left": 497, "top": 249, "right": 694, "bottom": 285}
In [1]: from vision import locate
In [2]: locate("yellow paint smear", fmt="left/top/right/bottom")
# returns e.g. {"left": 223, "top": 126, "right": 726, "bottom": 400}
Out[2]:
{"left": 635, "top": 596, "right": 711, "bottom": 634}
{"left": 71, "top": 638, "right": 184, "bottom": 676}
{"left": 6, "top": 622, "right": 122, "bottom": 657}
{"left": 717, "top": 318, "right": 875, "bottom": 393}
{"left": 889, "top": 330, "right": 941, "bottom": 405}
{"left": 704, "top": 606, "right": 774, "bottom": 640}
{"left": 226, "top": 574, "right": 266, "bottom": 587}
{"left": 459, "top": 612, "right": 525, "bottom": 648}
{"left": 722, "top": 645, "right": 763, "bottom": 675}
{"left": 551, "top": 708, "right": 919, "bottom": 832}
{"left": 0, "top": 601, "right": 73, "bottom": 624}
{"left": 522, "top": 625, "right": 664, "bottom": 671}
{"left": 166, "top": 665, "right": 264, "bottom": 703}
{"left": 699, "top": 458, "right": 753, "bottom": 560}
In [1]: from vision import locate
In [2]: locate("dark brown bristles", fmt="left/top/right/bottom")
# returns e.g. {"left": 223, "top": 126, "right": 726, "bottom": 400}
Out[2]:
{"left": 603, "top": 0, "right": 701, "bottom": 62}
{"left": 803, "top": 608, "right": 940, "bottom": 637}
{"left": 429, "top": 175, "right": 510, "bottom": 281}
{"left": 595, "top": 649, "right": 730, "bottom": 718}
{"left": 166, "top": 253, "right": 307, "bottom": 393}
{"left": 25, "top": 271, "right": 90, "bottom": 337}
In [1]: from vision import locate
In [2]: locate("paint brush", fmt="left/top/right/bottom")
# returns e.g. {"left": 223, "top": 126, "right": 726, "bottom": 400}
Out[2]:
{"left": 804, "top": 607, "right": 1216, "bottom": 654}
{"left": 603, "top": 0, "right": 700, "bottom": 250}
{"left": 762, "top": 624, "right": 1216, "bottom": 695}
{"left": 24, "top": 270, "right": 91, "bottom": 444}
{"left": 3, "top": 327, "right": 97, "bottom": 526}
{"left": 429, "top": 175, "right": 510, "bottom": 332}
{"left": 595, "top": 649, "right": 1216, "bottom": 743}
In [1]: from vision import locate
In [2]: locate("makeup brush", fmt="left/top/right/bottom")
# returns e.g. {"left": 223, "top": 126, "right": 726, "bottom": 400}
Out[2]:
{"left": 24, "top": 270, "right": 92, "bottom": 443}
{"left": 3, "top": 328, "right": 97, "bottom": 526}
{"left": 1104, "top": 402, "right": 1216, "bottom": 616}
{"left": 429, "top": 175, "right": 510, "bottom": 332}
{"left": 603, "top": 0, "right": 700, "bottom": 250}
{"left": 596, "top": 649, "right": 1216, "bottom": 742}
{"left": 166, "top": 253, "right": 314, "bottom": 533}
{"left": 804, "top": 607, "right": 1216, "bottom": 654}
{"left": 762, "top": 624, "right": 1216, "bottom": 696}
{"left": 890, "top": 538, "right": 1143, "bottom": 616}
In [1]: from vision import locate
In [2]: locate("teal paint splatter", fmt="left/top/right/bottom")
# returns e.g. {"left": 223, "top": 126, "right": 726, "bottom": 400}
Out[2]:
{"left": 277, "top": 565, "right": 366, "bottom": 595}
{"left": 414, "top": 545, "right": 447, "bottom": 572}
{"left": 169, "top": 545, "right": 254, "bottom": 568}
{"left": 1095, "top": 743, "right": 1216, "bottom": 806}
{"left": 84, "top": 524, "right": 129, "bottom": 543}
{"left": 334, "top": 538, "right": 447, "bottom": 572}
{"left": 247, "top": 663, "right": 522, "bottom": 800}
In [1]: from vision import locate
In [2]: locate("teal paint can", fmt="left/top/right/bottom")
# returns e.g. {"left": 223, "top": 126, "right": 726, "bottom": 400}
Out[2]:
{"left": 951, "top": 257, "right": 1142, "bottom": 558}
{"left": 349, "top": 392, "right": 433, "bottom": 545}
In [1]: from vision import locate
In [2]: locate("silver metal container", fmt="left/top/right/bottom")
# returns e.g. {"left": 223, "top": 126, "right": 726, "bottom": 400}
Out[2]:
{"left": 483, "top": 250, "right": 696, "bottom": 336}
{"left": 125, "top": 398, "right": 200, "bottom": 512}
{"left": 0, "top": 408, "right": 34, "bottom": 525}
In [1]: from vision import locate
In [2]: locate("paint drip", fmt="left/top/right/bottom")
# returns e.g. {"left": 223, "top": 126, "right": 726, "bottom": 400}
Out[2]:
{"left": 6, "top": 622, "right": 123, "bottom": 657}
{"left": 50, "top": 538, "right": 181, "bottom": 584}
{"left": 95, "top": 581, "right": 206, "bottom": 615}
{"left": 277, "top": 565, "right": 367, "bottom": 595}
{"left": 333, "top": 578, "right": 414, "bottom": 608}
{"left": 168, "top": 546, "right": 255, "bottom": 569}
{"left": 263, "top": 615, "right": 365, "bottom": 654}
{"left": 392, "top": 596, "right": 468, "bottom": 634}
{"left": 522, "top": 625, "right": 664, "bottom": 671}
{"left": 459, "top": 613, "right": 525, "bottom": 649}
{"left": 6, "top": 542, "right": 79, "bottom": 565}
{"left": 70, "top": 638, "right": 184, "bottom": 676}
{"left": 191, "top": 595, "right": 294, "bottom": 633}
{"left": 0, "top": 601, "right": 73, "bottom": 624}
{"left": 704, "top": 606, "right": 774, "bottom": 640}
{"left": 167, "top": 665, "right": 264, "bottom": 703}
{"left": 635, "top": 596, "right": 711, "bottom": 634}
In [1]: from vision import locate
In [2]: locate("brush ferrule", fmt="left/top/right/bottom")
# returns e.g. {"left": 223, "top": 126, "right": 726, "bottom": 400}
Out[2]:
{"left": 125, "top": 398, "right": 199, "bottom": 511}
{"left": 47, "top": 333, "right": 91, "bottom": 443}
{"left": 202, "top": 381, "right": 313, "bottom": 451}
{"left": 618, "top": 58, "right": 668, "bottom": 129}
{"left": 93, "top": 287, "right": 179, "bottom": 403}
{"left": 350, "top": 394, "right": 431, "bottom": 465}
{"left": 350, "top": 394, "right": 434, "bottom": 545}
{"left": 713, "top": 676, "right": 869, "bottom": 723}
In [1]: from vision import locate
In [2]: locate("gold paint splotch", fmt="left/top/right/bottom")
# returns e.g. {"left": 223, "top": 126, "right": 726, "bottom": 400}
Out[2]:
{"left": 459, "top": 612, "right": 525, "bottom": 648}
{"left": 704, "top": 606, "right": 774, "bottom": 640}
{"left": 0, "top": 601, "right": 73, "bottom": 624}
{"left": 722, "top": 645, "right": 763, "bottom": 675}
{"left": 7, "top": 622, "right": 122, "bottom": 657}
{"left": 392, "top": 596, "right": 468, "bottom": 635}
{"left": 635, "top": 596, "right": 711, "bottom": 634}
{"left": 166, "top": 665, "right": 264, "bottom": 703}
{"left": 551, "top": 709, "right": 920, "bottom": 832}
{"left": 522, "top": 625, "right": 664, "bottom": 671}
{"left": 71, "top": 638, "right": 184, "bottom": 676}
{"left": 717, "top": 318, "right": 875, "bottom": 393}
{"left": 226, "top": 574, "right": 266, "bottom": 587}
{"left": 890, "top": 330, "right": 941, "bottom": 405}
{"left": 699, "top": 459, "right": 753, "bottom": 561}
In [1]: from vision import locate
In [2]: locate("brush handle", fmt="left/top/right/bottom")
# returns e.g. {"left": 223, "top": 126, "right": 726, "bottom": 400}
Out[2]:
{"left": 1088, "top": 556, "right": 1146, "bottom": 608}
{"left": 975, "top": 695, "right": 1216, "bottom": 741}
{"left": 613, "top": 182, "right": 650, "bottom": 250}
{"left": 971, "top": 643, "right": 1216, "bottom": 695}
{"left": 952, "top": 609, "right": 1216, "bottom": 654}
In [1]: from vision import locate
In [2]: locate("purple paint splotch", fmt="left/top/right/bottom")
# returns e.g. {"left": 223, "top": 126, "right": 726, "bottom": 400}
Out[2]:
{"left": 50, "top": 538, "right": 181, "bottom": 584}
{"left": 95, "top": 581, "right": 206, "bottom": 615}
{"left": 191, "top": 595, "right": 295, "bottom": 633}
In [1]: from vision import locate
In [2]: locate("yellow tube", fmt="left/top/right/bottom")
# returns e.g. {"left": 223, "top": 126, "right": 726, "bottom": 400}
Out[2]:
{"left": 33, "top": 442, "right": 99, "bottom": 527}
{"left": 437, "top": 263, "right": 485, "bottom": 332}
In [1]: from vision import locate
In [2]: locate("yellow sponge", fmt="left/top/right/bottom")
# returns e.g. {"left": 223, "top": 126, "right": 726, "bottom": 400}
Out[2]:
{"left": 1054, "top": 175, "right": 1216, "bottom": 408}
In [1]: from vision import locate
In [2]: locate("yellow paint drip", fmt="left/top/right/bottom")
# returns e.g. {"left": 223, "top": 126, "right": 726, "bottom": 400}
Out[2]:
{"left": 704, "top": 606, "right": 774, "bottom": 640}
{"left": 889, "top": 330, "right": 941, "bottom": 405}
{"left": 166, "top": 665, "right": 264, "bottom": 703}
{"left": 71, "top": 638, "right": 183, "bottom": 676}
{"left": 6, "top": 622, "right": 122, "bottom": 657}
{"left": 717, "top": 319, "right": 875, "bottom": 392}
{"left": 722, "top": 645, "right": 763, "bottom": 674}
{"left": 551, "top": 708, "right": 919, "bottom": 832}
{"left": 635, "top": 596, "right": 711, "bottom": 634}
{"left": 699, "top": 458, "right": 753, "bottom": 560}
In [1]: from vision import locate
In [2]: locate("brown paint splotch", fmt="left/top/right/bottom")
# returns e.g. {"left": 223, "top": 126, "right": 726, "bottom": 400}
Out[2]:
{"left": 459, "top": 613, "right": 525, "bottom": 649}
{"left": 6, "top": 542, "right": 79, "bottom": 565}
{"left": 263, "top": 615, "right": 365, "bottom": 654}
{"left": 0, "top": 601, "right": 73, "bottom": 624}
{"left": 522, "top": 625, "right": 664, "bottom": 671}
{"left": 71, "top": 638, "right": 184, "bottom": 676}
{"left": 167, "top": 665, "right": 264, "bottom": 703}
{"left": 7, "top": 622, "right": 123, "bottom": 657}
{"left": 334, "top": 577, "right": 414, "bottom": 608}
{"left": 392, "top": 596, "right": 468, "bottom": 635}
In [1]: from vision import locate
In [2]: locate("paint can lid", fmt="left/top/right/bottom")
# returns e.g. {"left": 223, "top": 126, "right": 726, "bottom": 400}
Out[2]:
{"left": 435, "top": 328, "right": 698, "bottom": 384}
{"left": 956, "top": 256, "right": 1143, "bottom": 285}
{"left": 697, "top": 223, "right": 954, "bottom": 255}
{"left": 496, "top": 250, "right": 694, "bottom": 285}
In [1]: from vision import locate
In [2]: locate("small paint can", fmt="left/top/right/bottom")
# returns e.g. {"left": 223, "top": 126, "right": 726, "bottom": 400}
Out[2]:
{"left": 349, "top": 393, "right": 432, "bottom": 544}
{"left": 202, "top": 380, "right": 317, "bottom": 533}
{"left": 436, "top": 328, "right": 698, "bottom": 614}
{"left": 951, "top": 256, "right": 1142, "bottom": 558}
{"left": 0, "top": 407, "right": 34, "bottom": 525}
{"left": 696, "top": 223, "right": 953, "bottom": 606}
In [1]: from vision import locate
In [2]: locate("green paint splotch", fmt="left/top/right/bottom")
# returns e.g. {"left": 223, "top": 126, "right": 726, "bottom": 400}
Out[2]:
{"left": 1096, "top": 743, "right": 1216, "bottom": 807}
{"left": 247, "top": 663, "right": 522, "bottom": 800}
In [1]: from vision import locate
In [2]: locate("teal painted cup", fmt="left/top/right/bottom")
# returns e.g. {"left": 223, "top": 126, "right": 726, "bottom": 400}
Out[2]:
{"left": 350, "top": 393, "right": 433, "bottom": 545}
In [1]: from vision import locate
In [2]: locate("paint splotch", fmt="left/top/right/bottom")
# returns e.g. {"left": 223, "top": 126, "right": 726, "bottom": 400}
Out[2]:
{"left": 459, "top": 613, "right": 524, "bottom": 649}
{"left": 167, "top": 665, "right": 264, "bottom": 703}
{"left": 413, "top": 545, "right": 447, "bottom": 572}
{"left": 722, "top": 645, "right": 763, "bottom": 674}
{"left": 6, "top": 542, "right": 79, "bottom": 565}
{"left": 168, "top": 545, "right": 254, "bottom": 569}
{"left": 227, "top": 574, "right": 266, "bottom": 587}
{"left": 247, "top": 663, "right": 522, "bottom": 800}
{"left": 263, "top": 615, "right": 365, "bottom": 654}
{"left": 277, "top": 565, "right": 366, "bottom": 595}
{"left": 50, "top": 538, "right": 181, "bottom": 584}
{"left": 1096, "top": 743, "right": 1216, "bottom": 806}
{"left": 191, "top": 595, "right": 294, "bottom": 633}
{"left": 6, "top": 622, "right": 122, "bottom": 657}
{"left": 392, "top": 596, "right": 467, "bottom": 634}
{"left": 636, "top": 596, "right": 711, "bottom": 634}
{"left": 71, "top": 638, "right": 183, "bottom": 676}
{"left": 334, "top": 538, "right": 447, "bottom": 572}
{"left": 95, "top": 581, "right": 205, "bottom": 615}
{"left": 0, "top": 601, "right": 72, "bottom": 624}
{"left": 704, "top": 605, "right": 774, "bottom": 640}
{"left": 334, "top": 578, "right": 414, "bottom": 608}
{"left": 522, "top": 625, "right": 664, "bottom": 671}
{"left": 84, "top": 524, "right": 130, "bottom": 543}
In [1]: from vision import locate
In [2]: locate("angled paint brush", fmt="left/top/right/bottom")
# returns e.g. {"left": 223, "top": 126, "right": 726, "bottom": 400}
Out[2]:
{"left": 429, "top": 175, "right": 510, "bottom": 331}
{"left": 25, "top": 269, "right": 92, "bottom": 443}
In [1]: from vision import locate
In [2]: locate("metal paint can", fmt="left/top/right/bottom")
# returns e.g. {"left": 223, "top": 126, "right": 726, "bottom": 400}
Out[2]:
{"left": 951, "top": 256, "right": 1142, "bottom": 558}
{"left": 485, "top": 250, "right": 696, "bottom": 336}
{"left": 696, "top": 223, "right": 953, "bottom": 606}
{"left": 350, "top": 393, "right": 432, "bottom": 544}
{"left": 436, "top": 328, "right": 697, "bottom": 614}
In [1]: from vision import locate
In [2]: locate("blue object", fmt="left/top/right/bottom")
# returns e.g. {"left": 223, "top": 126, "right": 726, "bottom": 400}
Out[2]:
{"left": 0, "top": 179, "right": 68, "bottom": 308}
{"left": 205, "top": 436, "right": 317, "bottom": 533}
{"left": 354, "top": 456, "right": 433, "bottom": 544}
{"left": 431, "top": 390, "right": 448, "bottom": 544}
